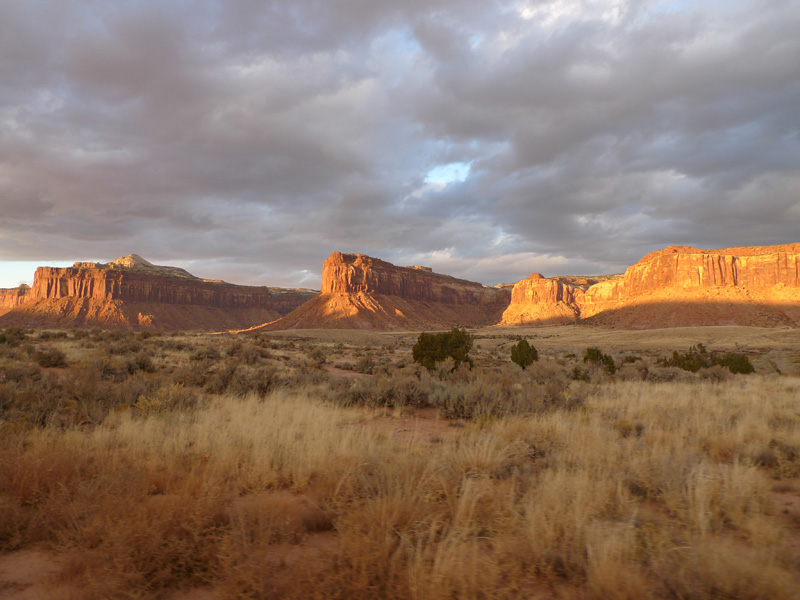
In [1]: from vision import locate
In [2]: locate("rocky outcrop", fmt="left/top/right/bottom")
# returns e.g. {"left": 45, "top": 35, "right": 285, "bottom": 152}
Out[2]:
{"left": 499, "top": 274, "right": 582, "bottom": 325}
{"left": 621, "top": 245, "right": 800, "bottom": 295}
{"left": 322, "top": 252, "right": 508, "bottom": 307}
{"left": 501, "top": 244, "right": 800, "bottom": 327}
{"left": 0, "top": 255, "right": 317, "bottom": 330}
{"left": 31, "top": 266, "right": 277, "bottom": 309}
{"left": 261, "top": 252, "right": 512, "bottom": 330}
{"left": 0, "top": 285, "right": 31, "bottom": 312}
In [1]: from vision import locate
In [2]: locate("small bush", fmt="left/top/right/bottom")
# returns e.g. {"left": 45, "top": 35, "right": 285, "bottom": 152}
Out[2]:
{"left": 715, "top": 352, "right": 755, "bottom": 375}
{"left": 191, "top": 347, "right": 221, "bottom": 361}
{"left": 412, "top": 328, "right": 474, "bottom": 371}
{"left": 35, "top": 348, "right": 68, "bottom": 368}
{"left": 511, "top": 339, "right": 538, "bottom": 370}
{"left": 354, "top": 356, "right": 375, "bottom": 374}
{"left": 660, "top": 344, "right": 755, "bottom": 375}
{"left": 660, "top": 344, "right": 711, "bottom": 373}
{"left": 38, "top": 331, "right": 68, "bottom": 340}
{"left": 583, "top": 347, "right": 616, "bottom": 375}
{"left": 571, "top": 367, "right": 590, "bottom": 381}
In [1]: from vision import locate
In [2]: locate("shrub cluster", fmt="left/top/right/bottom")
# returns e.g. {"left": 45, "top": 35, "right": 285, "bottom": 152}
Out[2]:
{"left": 412, "top": 328, "right": 474, "bottom": 370}
{"left": 660, "top": 343, "right": 755, "bottom": 375}
{"left": 583, "top": 347, "right": 616, "bottom": 374}
{"left": 510, "top": 338, "right": 538, "bottom": 369}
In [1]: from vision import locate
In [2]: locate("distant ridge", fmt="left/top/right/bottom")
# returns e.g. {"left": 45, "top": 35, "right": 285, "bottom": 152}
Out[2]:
{"left": 0, "top": 255, "right": 317, "bottom": 330}
{"left": 256, "top": 243, "right": 800, "bottom": 331}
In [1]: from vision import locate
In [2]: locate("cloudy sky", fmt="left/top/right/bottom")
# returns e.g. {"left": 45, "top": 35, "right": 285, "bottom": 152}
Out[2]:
{"left": 1, "top": 0, "right": 798, "bottom": 289}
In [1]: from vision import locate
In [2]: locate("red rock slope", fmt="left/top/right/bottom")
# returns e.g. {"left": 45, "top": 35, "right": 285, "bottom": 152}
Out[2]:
{"left": 501, "top": 244, "right": 800, "bottom": 328}
{"left": 0, "top": 255, "right": 317, "bottom": 331}
{"left": 259, "top": 252, "right": 511, "bottom": 330}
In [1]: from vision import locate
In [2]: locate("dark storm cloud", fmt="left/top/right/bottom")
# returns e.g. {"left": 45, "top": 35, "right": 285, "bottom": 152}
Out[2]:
{"left": 1, "top": 0, "right": 798, "bottom": 288}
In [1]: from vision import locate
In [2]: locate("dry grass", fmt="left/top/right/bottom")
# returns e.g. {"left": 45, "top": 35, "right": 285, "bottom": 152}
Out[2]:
{"left": 1, "top": 327, "right": 800, "bottom": 598}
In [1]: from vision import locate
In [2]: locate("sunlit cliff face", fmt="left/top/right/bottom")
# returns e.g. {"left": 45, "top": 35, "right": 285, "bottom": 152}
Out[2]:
{"left": 501, "top": 245, "right": 800, "bottom": 327}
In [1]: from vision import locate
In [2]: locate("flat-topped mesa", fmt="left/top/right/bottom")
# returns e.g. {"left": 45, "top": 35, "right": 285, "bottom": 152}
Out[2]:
{"left": 0, "top": 284, "right": 31, "bottom": 311}
{"left": 322, "top": 252, "right": 508, "bottom": 306}
{"left": 501, "top": 273, "right": 591, "bottom": 325}
{"left": 622, "top": 244, "right": 800, "bottom": 296}
{"left": 0, "top": 255, "right": 318, "bottom": 330}
{"left": 31, "top": 265, "right": 272, "bottom": 309}
{"left": 501, "top": 243, "right": 800, "bottom": 327}
{"left": 261, "top": 252, "right": 512, "bottom": 331}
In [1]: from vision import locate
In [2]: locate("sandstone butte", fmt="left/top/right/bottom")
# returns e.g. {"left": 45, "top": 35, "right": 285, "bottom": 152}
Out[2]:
{"left": 3, "top": 243, "right": 799, "bottom": 332}
{"left": 500, "top": 243, "right": 800, "bottom": 329}
{"left": 0, "top": 254, "right": 317, "bottom": 331}
{"left": 255, "top": 243, "right": 800, "bottom": 331}
{"left": 253, "top": 252, "right": 513, "bottom": 331}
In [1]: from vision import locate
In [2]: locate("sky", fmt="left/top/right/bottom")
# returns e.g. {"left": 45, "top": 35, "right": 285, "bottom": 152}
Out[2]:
{"left": 1, "top": 0, "right": 799, "bottom": 289}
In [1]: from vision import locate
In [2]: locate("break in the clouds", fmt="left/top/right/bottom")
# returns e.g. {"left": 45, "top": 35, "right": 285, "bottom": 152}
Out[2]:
{"left": 1, "top": 0, "right": 799, "bottom": 289}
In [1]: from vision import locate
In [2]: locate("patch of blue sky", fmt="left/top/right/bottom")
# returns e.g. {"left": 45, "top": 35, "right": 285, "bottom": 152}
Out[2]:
{"left": 0, "top": 261, "right": 76, "bottom": 288}
{"left": 425, "top": 161, "right": 472, "bottom": 185}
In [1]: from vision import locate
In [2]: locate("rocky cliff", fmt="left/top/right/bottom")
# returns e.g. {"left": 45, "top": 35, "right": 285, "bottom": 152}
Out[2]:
{"left": 501, "top": 244, "right": 800, "bottom": 327}
{"left": 0, "top": 285, "right": 31, "bottom": 311}
{"left": 0, "top": 255, "right": 317, "bottom": 330}
{"left": 322, "top": 252, "right": 508, "bottom": 306}
{"left": 621, "top": 244, "right": 800, "bottom": 295}
{"left": 261, "top": 252, "right": 512, "bottom": 330}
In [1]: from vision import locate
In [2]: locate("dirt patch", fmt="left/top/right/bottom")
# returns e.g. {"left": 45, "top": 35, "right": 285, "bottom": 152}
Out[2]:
{"left": 0, "top": 550, "right": 61, "bottom": 600}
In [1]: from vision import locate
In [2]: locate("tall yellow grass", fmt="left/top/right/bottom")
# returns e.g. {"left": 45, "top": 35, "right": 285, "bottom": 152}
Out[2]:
{"left": 1, "top": 377, "right": 799, "bottom": 598}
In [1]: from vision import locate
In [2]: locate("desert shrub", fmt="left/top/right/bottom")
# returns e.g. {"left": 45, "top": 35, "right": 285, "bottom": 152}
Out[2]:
{"left": 660, "top": 344, "right": 711, "bottom": 373}
{"left": 134, "top": 383, "right": 198, "bottom": 415}
{"left": 204, "top": 363, "right": 239, "bottom": 394}
{"left": 511, "top": 339, "right": 538, "bottom": 370}
{"left": 660, "top": 344, "right": 755, "bottom": 375}
{"left": 35, "top": 348, "right": 67, "bottom": 368}
{"left": 571, "top": 366, "right": 590, "bottom": 381}
{"left": 125, "top": 352, "right": 156, "bottom": 374}
{"left": 715, "top": 352, "right": 755, "bottom": 375}
{"left": 583, "top": 347, "right": 616, "bottom": 374}
{"left": 412, "top": 328, "right": 474, "bottom": 371}
{"left": 0, "top": 328, "right": 28, "bottom": 346}
{"left": 355, "top": 356, "right": 375, "bottom": 374}
{"left": 94, "top": 354, "right": 126, "bottom": 380}
{"left": 307, "top": 346, "right": 327, "bottom": 368}
{"left": 0, "top": 362, "right": 43, "bottom": 384}
{"left": 107, "top": 339, "right": 142, "bottom": 355}
{"left": 227, "top": 365, "right": 281, "bottom": 397}
{"left": 191, "top": 346, "right": 221, "bottom": 361}
{"left": 698, "top": 365, "right": 732, "bottom": 382}
{"left": 38, "top": 331, "right": 68, "bottom": 340}
{"left": 646, "top": 366, "right": 698, "bottom": 383}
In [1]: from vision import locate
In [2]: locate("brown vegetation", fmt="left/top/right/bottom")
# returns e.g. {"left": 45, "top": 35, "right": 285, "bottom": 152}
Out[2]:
{"left": 1, "top": 326, "right": 800, "bottom": 598}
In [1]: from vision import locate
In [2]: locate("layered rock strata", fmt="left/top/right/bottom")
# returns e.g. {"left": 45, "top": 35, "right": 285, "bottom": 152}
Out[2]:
{"left": 0, "top": 256, "right": 317, "bottom": 330}
{"left": 262, "top": 252, "right": 512, "bottom": 330}
{"left": 0, "top": 285, "right": 31, "bottom": 311}
{"left": 501, "top": 244, "right": 800, "bottom": 328}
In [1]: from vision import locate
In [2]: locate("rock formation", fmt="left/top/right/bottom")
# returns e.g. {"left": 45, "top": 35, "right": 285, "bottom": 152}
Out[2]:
{"left": 260, "top": 252, "right": 512, "bottom": 330}
{"left": 0, "top": 255, "right": 317, "bottom": 331}
{"left": 0, "top": 284, "right": 31, "bottom": 311}
{"left": 501, "top": 244, "right": 800, "bottom": 328}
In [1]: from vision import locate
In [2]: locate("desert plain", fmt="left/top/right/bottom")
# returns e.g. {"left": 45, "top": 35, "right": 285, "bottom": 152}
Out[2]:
{"left": 1, "top": 319, "right": 800, "bottom": 599}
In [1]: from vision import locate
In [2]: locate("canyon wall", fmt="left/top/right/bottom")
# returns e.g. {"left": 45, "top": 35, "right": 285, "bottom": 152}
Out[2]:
{"left": 322, "top": 252, "right": 509, "bottom": 307}
{"left": 0, "top": 257, "right": 317, "bottom": 330}
{"left": 263, "top": 252, "right": 512, "bottom": 330}
{"left": 0, "top": 285, "right": 31, "bottom": 312}
{"left": 31, "top": 266, "right": 281, "bottom": 309}
{"left": 621, "top": 245, "right": 800, "bottom": 295}
{"left": 501, "top": 244, "right": 800, "bottom": 327}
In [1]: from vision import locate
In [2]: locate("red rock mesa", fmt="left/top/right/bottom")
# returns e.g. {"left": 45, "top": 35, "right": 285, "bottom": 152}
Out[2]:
{"left": 0, "top": 255, "right": 316, "bottom": 331}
